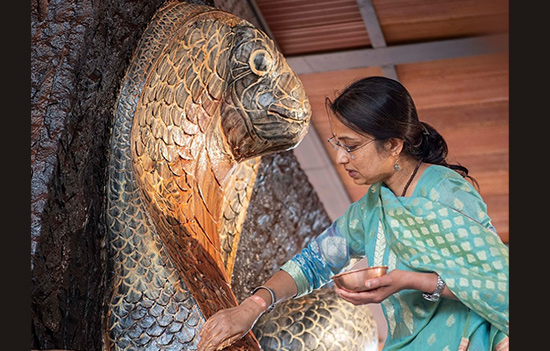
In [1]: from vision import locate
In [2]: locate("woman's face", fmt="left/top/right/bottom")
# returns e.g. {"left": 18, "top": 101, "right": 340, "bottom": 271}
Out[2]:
{"left": 328, "top": 116, "right": 397, "bottom": 186}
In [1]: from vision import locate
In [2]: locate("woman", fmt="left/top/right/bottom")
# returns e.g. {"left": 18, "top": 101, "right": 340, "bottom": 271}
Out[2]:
{"left": 197, "top": 76, "right": 509, "bottom": 351}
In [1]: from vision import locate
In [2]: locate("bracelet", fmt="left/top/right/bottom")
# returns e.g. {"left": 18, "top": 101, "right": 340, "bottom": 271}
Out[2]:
{"left": 422, "top": 274, "right": 445, "bottom": 302}
{"left": 250, "top": 286, "right": 277, "bottom": 313}
{"left": 247, "top": 295, "right": 268, "bottom": 312}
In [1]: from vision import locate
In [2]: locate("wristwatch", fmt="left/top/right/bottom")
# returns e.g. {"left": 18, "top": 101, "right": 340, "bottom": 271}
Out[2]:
{"left": 250, "top": 286, "right": 277, "bottom": 313}
{"left": 422, "top": 274, "right": 445, "bottom": 302}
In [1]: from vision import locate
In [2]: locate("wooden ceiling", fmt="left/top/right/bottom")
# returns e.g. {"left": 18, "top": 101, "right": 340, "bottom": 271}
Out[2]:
{"left": 250, "top": 0, "right": 509, "bottom": 243}
{"left": 256, "top": 0, "right": 508, "bottom": 55}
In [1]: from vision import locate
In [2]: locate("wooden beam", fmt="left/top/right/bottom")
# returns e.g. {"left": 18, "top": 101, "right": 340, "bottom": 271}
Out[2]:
{"left": 286, "top": 33, "right": 508, "bottom": 74}
{"left": 356, "top": 0, "right": 398, "bottom": 80}
{"left": 356, "top": 0, "right": 386, "bottom": 48}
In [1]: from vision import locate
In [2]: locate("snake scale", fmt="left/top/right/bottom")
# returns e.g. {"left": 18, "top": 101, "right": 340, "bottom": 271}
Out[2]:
{"left": 105, "top": 1, "right": 377, "bottom": 350}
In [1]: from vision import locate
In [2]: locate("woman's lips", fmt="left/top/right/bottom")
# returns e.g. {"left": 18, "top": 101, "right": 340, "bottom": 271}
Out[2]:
{"left": 347, "top": 169, "right": 358, "bottom": 178}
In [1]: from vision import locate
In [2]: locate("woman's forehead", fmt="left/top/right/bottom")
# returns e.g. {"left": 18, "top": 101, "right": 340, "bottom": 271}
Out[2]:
{"left": 329, "top": 115, "right": 371, "bottom": 140}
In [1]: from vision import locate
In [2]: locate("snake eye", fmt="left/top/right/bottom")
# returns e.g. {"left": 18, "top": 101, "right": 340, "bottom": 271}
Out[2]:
{"left": 249, "top": 49, "right": 274, "bottom": 76}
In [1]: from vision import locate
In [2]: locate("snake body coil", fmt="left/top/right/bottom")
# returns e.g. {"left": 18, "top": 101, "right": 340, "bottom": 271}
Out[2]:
{"left": 253, "top": 288, "right": 379, "bottom": 351}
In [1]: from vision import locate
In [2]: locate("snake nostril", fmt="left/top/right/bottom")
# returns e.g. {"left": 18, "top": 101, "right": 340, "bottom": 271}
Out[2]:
{"left": 258, "top": 93, "right": 274, "bottom": 107}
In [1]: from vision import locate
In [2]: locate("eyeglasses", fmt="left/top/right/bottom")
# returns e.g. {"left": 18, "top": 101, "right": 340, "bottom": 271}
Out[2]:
{"left": 327, "top": 136, "right": 376, "bottom": 159}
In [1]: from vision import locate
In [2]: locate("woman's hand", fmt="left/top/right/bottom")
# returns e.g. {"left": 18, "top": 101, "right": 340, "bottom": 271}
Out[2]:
{"left": 334, "top": 269, "right": 411, "bottom": 305}
{"left": 334, "top": 269, "right": 457, "bottom": 305}
{"left": 197, "top": 298, "right": 264, "bottom": 351}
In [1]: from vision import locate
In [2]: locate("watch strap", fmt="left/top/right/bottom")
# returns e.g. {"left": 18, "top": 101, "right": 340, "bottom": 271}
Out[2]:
{"left": 422, "top": 274, "right": 445, "bottom": 302}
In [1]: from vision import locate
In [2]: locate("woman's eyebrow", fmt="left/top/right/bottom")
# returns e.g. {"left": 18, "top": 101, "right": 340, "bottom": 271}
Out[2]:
{"left": 336, "top": 135, "right": 361, "bottom": 142}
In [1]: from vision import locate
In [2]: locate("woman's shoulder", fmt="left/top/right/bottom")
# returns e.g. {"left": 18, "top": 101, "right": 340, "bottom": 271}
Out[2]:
{"left": 416, "top": 165, "right": 484, "bottom": 206}
{"left": 421, "top": 164, "right": 464, "bottom": 180}
{"left": 416, "top": 164, "right": 472, "bottom": 195}
{"left": 416, "top": 165, "right": 492, "bottom": 225}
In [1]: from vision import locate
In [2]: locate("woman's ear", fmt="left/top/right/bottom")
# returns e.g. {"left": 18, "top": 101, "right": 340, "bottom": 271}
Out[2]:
{"left": 387, "top": 137, "right": 404, "bottom": 156}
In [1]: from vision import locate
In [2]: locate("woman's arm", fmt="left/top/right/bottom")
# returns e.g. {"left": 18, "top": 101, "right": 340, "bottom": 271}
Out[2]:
{"left": 404, "top": 271, "right": 457, "bottom": 300}
{"left": 198, "top": 200, "right": 370, "bottom": 350}
{"left": 254, "top": 269, "right": 299, "bottom": 305}
{"left": 334, "top": 270, "right": 457, "bottom": 305}
{"left": 197, "top": 270, "right": 298, "bottom": 351}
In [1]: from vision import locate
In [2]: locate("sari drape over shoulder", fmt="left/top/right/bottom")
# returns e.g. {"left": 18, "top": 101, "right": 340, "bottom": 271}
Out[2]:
{"left": 281, "top": 165, "right": 509, "bottom": 351}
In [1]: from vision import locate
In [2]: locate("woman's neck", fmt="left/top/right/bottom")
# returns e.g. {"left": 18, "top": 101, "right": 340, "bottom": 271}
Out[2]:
{"left": 385, "top": 157, "right": 424, "bottom": 197}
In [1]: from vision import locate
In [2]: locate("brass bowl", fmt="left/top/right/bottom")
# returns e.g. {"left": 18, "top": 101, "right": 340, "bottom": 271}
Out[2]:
{"left": 332, "top": 266, "right": 388, "bottom": 292}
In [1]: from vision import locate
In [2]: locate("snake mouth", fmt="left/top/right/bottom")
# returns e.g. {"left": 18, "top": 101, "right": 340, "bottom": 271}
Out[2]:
{"left": 266, "top": 109, "right": 306, "bottom": 123}
{"left": 254, "top": 100, "right": 311, "bottom": 143}
{"left": 253, "top": 107, "right": 310, "bottom": 137}
{"left": 267, "top": 101, "right": 310, "bottom": 123}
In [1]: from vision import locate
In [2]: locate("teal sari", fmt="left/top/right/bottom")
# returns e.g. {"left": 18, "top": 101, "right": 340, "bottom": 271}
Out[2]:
{"left": 281, "top": 165, "right": 509, "bottom": 350}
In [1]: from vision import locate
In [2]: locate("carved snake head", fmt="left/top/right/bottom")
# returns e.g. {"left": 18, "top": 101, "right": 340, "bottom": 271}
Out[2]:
{"left": 221, "top": 24, "right": 311, "bottom": 162}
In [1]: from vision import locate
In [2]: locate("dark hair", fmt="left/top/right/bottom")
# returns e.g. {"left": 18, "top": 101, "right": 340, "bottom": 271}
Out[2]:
{"left": 326, "top": 76, "right": 478, "bottom": 188}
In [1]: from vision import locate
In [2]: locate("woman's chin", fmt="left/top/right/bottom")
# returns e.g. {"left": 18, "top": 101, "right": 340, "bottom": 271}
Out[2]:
{"left": 351, "top": 177, "right": 368, "bottom": 186}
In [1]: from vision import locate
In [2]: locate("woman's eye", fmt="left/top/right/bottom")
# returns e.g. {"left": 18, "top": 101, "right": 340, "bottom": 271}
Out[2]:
{"left": 338, "top": 142, "right": 354, "bottom": 151}
{"left": 346, "top": 145, "right": 358, "bottom": 151}
{"left": 249, "top": 49, "right": 274, "bottom": 76}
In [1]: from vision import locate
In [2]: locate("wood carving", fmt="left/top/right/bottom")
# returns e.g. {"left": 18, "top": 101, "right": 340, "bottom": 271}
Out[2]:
{"left": 104, "top": 1, "right": 310, "bottom": 350}
{"left": 253, "top": 288, "right": 379, "bottom": 351}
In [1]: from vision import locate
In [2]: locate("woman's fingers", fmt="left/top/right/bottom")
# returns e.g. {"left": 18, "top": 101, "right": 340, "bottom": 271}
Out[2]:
{"left": 214, "top": 334, "right": 241, "bottom": 350}
{"left": 197, "top": 301, "right": 261, "bottom": 350}
{"left": 198, "top": 317, "right": 224, "bottom": 350}
{"left": 334, "top": 283, "right": 383, "bottom": 305}
{"left": 197, "top": 311, "right": 245, "bottom": 350}
{"left": 198, "top": 323, "right": 215, "bottom": 348}
{"left": 200, "top": 327, "right": 241, "bottom": 350}
{"left": 364, "top": 277, "right": 381, "bottom": 289}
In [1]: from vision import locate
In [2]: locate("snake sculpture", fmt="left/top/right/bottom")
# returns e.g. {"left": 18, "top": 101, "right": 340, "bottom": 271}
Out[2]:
{"left": 253, "top": 287, "right": 378, "bottom": 351}
{"left": 105, "top": 1, "right": 377, "bottom": 350}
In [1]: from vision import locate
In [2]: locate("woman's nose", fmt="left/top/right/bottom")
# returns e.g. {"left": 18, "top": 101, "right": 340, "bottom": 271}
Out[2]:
{"left": 336, "top": 147, "right": 350, "bottom": 164}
